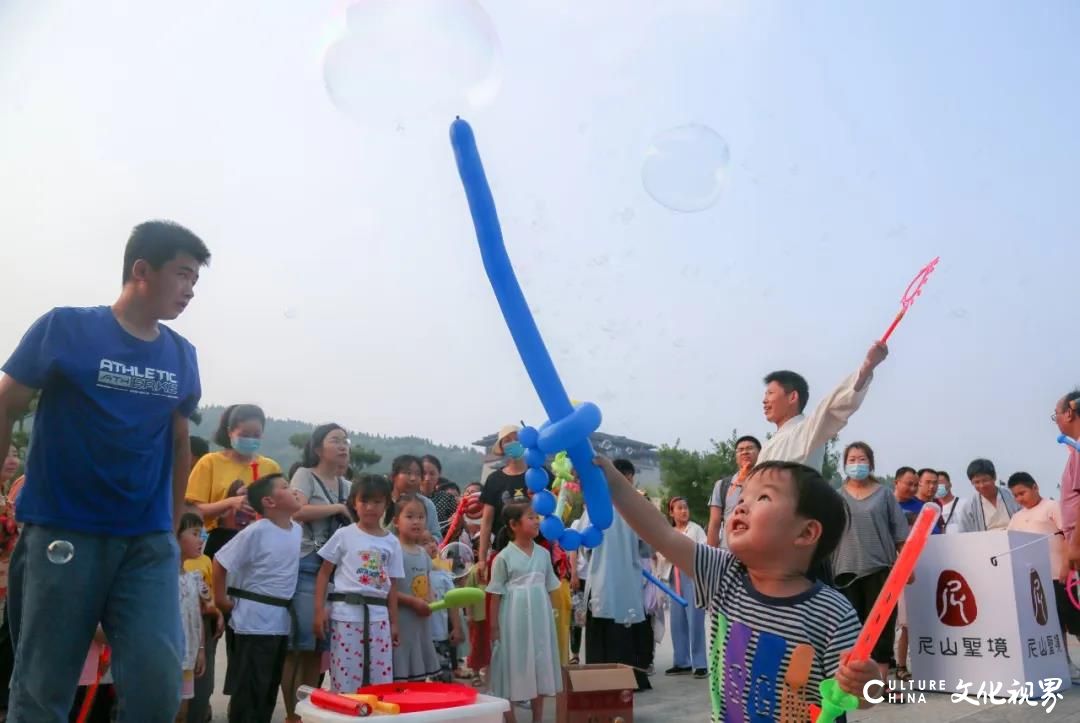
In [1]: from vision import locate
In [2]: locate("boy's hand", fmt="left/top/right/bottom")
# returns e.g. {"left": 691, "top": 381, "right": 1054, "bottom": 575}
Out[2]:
{"left": 194, "top": 648, "right": 206, "bottom": 678}
{"left": 216, "top": 596, "right": 234, "bottom": 615}
{"left": 213, "top": 609, "right": 226, "bottom": 640}
{"left": 836, "top": 653, "right": 878, "bottom": 700}
{"left": 391, "top": 623, "right": 400, "bottom": 647}
{"left": 413, "top": 600, "right": 432, "bottom": 618}
{"left": 314, "top": 607, "right": 329, "bottom": 640}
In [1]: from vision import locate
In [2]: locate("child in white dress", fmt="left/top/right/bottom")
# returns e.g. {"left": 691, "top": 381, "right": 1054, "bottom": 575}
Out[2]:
{"left": 487, "top": 503, "right": 562, "bottom": 723}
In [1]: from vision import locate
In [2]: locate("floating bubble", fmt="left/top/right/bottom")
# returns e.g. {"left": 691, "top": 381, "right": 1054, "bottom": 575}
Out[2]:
{"left": 642, "top": 124, "right": 730, "bottom": 213}
{"left": 46, "top": 539, "right": 74, "bottom": 565}
{"left": 624, "top": 607, "right": 637, "bottom": 628}
{"left": 323, "top": 0, "right": 502, "bottom": 130}
{"left": 438, "top": 541, "right": 474, "bottom": 580}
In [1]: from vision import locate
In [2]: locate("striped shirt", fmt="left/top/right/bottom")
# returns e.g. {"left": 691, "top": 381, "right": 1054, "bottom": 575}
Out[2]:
{"left": 694, "top": 544, "right": 860, "bottom": 723}
{"left": 832, "top": 485, "right": 909, "bottom": 586}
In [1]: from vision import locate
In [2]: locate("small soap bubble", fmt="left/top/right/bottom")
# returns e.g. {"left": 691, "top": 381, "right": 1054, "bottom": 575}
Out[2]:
{"left": 46, "top": 539, "right": 74, "bottom": 565}
{"left": 624, "top": 607, "right": 637, "bottom": 628}
{"left": 642, "top": 123, "right": 730, "bottom": 213}
{"left": 438, "top": 541, "right": 474, "bottom": 580}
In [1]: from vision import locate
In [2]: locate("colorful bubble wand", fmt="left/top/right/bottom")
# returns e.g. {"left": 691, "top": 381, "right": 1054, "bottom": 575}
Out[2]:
{"left": 450, "top": 118, "right": 611, "bottom": 551}
{"left": 812, "top": 504, "right": 940, "bottom": 723}
{"left": 880, "top": 257, "right": 939, "bottom": 344}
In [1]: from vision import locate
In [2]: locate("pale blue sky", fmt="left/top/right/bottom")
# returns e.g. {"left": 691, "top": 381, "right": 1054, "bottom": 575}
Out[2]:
{"left": 1, "top": 1, "right": 1077, "bottom": 497}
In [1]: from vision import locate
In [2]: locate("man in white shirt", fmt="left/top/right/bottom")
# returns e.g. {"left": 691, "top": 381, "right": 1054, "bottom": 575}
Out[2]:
{"left": 759, "top": 342, "right": 889, "bottom": 471}
{"left": 935, "top": 470, "right": 961, "bottom": 533}
{"left": 956, "top": 458, "right": 1018, "bottom": 532}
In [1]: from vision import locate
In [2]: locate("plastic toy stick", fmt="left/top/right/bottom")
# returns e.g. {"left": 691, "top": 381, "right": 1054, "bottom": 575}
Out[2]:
{"left": 428, "top": 587, "right": 486, "bottom": 613}
{"left": 251, "top": 461, "right": 260, "bottom": 482}
{"left": 1059, "top": 434, "right": 1080, "bottom": 453}
{"left": 76, "top": 646, "right": 111, "bottom": 723}
{"left": 881, "top": 256, "right": 939, "bottom": 343}
{"left": 814, "top": 505, "right": 940, "bottom": 723}
{"left": 299, "top": 686, "right": 372, "bottom": 716}
{"left": 642, "top": 568, "right": 688, "bottom": 608}
{"left": 344, "top": 693, "right": 401, "bottom": 715}
{"left": 450, "top": 117, "right": 612, "bottom": 531}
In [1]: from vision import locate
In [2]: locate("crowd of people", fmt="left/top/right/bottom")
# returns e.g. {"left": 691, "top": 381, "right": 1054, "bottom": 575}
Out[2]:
{"left": 0, "top": 221, "right": 1077, "bottom": 723}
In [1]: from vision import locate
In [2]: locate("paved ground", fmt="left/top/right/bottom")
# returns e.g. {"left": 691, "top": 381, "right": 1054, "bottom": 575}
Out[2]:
{"left": 208, "top": 634, "right": 1080, "bottom": 721}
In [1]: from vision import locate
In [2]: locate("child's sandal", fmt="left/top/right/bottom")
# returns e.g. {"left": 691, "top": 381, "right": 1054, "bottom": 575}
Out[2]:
{"left": 895, "top": 666, "right": 912, "bottom": 682}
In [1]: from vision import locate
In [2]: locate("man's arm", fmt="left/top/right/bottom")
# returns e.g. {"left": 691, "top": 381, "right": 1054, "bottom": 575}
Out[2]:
{"left": 0, "top": 376, "right": 36, "bottom": 467}
{"left": 798, "top": 342, "right": 889, "bottom": 458}
{"left": 707, "top": 505, "right": 723, "bottom": 548}
{"left": 173, "top": 411, "right": 192, "bottom": 530}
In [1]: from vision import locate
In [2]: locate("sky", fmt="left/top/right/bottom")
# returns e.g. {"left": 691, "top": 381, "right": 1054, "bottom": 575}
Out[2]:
{"left": 1, "top": 1, "right": 1078, "bottom": 499}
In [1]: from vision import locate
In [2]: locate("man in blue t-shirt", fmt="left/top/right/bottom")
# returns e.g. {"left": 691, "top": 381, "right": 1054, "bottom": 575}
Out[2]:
{"left": 0, "top": 221, "right": 209, "bottom": 723}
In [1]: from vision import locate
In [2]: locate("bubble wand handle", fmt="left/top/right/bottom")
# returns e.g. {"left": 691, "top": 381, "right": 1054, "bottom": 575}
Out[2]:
{"left": 450, "top": 117, "right": 612, "bottom": 529}
{"left": 880, "top": 310, "right": 906, "bottom": 344}
{"left": 814, "top": 504, "right": 940, "bottom": 723}
{"left": 1059, "top": 434, "right": 1080, "bottom": 453}
{"left": 642, "top": 568, "right": 688, "bottom": 608}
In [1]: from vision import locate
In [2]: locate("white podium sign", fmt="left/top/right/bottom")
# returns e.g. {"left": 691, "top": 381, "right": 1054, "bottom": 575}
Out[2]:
{"left": 907, "top": 531, "right": 1070, "bottom": 692}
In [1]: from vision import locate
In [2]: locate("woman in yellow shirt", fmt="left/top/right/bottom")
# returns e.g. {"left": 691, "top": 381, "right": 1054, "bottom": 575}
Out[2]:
{"left": 185, "top": 404, "right": 282, "bottom": 558}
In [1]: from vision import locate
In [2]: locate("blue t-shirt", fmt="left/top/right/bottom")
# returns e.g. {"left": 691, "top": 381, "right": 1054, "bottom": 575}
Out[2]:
{"left": 2, "top": 306, "right": 201, "bottom": 535}
{"left": 898, "top": 497, "right": 943, "bottom": 534}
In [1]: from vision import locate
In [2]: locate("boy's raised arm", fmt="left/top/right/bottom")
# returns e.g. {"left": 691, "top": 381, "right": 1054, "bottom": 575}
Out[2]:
{"left": 594, "top": 457, "right": 695, "bottom": 575}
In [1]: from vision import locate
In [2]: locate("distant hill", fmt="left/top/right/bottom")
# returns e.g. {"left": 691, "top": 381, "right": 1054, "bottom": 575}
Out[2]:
{"left": 191, "top": 406, "right": 485, "bottom": 484}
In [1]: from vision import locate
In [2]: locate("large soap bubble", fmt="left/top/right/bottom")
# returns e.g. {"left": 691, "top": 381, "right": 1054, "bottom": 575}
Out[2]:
{"left": 324, "top": 0, "right": 501, "bottom": 130}
{"left": 47, "top": 539, "right": 74, "bottom": 565}
{"left": 642, "top": 124, "right": 730, "bottom": 213}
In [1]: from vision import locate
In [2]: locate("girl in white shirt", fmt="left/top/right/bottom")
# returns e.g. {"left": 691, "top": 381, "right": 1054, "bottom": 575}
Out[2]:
{"left": 315, "top": 475, "right": 404, "bottom": 689}
{"left": 656, "top": 497, "right": 708, "bottom": 678}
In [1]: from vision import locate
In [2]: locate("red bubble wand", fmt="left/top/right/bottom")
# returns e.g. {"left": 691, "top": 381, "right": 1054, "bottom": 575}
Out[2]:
{"left": 880, "top": 257, "right": 939, "bottom": 343}
{"left": 811, "top": 504, "right": 941, "bottom": 722}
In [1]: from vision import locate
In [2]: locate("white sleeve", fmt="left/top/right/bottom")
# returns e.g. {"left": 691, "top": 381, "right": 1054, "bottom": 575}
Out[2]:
{"left": 213, "top": 524, "right": 253, "bottom": 575}
{"left": 318, "top": 527, "right": 345, "bottom": 565}
{"left": 387, "top": 538, "right": 405, "bottom": 579}
{"left": 794, "top": 370, "right": 871, "bottom": 461}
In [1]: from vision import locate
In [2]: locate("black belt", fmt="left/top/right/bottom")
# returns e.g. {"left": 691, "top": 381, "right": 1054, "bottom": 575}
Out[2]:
{"left": 326, "top": 593, "right": 388, "bottom": 686}
{"left": 227, "top": 586, "right": 298, "bottom": 648}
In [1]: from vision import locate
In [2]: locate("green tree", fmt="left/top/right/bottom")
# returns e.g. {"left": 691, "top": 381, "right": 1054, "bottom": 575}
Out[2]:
{"left": 658, "top": 429, "right": 742, "bottom": 527}
{"left": 822, "top": 436, "right": 842, "bottom": 489}
{"left": 288, "top": 431, "right": 381, "bottom": 473}
{"left": 350, "top": 446, "right": 381, "bottom": 472}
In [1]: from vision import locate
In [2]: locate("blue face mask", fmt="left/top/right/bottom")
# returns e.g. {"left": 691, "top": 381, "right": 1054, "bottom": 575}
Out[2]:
{"left": 936, "top": 484, "right": 948, "bottom": 498}
{"left": 503, "top": 441, "right": 525, "bottom": 460}
{"left": 845, "top": 463, "right": 871, "bottom": 481}
{"left": 232, "top": 436, "right": 262, "bottom": 456}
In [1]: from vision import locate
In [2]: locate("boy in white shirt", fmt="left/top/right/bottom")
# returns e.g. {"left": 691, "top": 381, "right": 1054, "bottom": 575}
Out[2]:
{"left": 1006, "top": 472, "right": 1080, "bottom": 680}
{"left": 213, "top": 474, "right": 303, "bottom": 723}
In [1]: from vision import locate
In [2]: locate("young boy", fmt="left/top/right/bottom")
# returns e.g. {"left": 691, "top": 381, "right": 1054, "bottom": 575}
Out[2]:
{"left": 1006, "top": 472, "right": 1080, "bottom": 680}
{"left": 213, "top": 474, "right": 303, "bottom": 723}
{"left": 596, "top": 457, "right": 877, "bottom": 722}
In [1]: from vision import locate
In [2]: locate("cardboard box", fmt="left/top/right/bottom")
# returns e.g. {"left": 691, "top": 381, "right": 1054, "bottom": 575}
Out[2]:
{"left": 556, "top": 664, "right": 636, "bottom": 723}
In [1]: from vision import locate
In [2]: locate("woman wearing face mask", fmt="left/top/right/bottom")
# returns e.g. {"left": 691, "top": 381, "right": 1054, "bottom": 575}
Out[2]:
{"left": 185, "top": 404, "right": 282, "bottom": 558}
{"left": 830, "top": 441, "right": 910, "bottom": 683}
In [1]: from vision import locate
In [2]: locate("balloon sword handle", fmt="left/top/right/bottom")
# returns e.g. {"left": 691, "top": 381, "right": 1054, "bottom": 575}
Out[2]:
{"left": 880, "top": 309, "right": 905, "bottom": 344}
